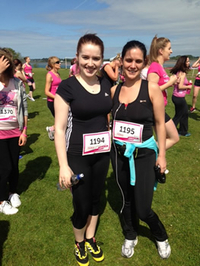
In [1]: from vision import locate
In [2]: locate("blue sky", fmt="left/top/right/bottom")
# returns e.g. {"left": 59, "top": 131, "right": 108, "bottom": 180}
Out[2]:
{"left": 1, "top": 0, "right": 199, "bottom": 59}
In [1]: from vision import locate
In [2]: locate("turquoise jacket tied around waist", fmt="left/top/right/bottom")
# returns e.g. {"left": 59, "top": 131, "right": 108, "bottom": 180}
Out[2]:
{"left": 114, "top": 136, "right": 158, "bottom": 190}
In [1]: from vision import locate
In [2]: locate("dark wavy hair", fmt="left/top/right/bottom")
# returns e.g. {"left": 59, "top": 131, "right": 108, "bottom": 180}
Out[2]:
{"left": 0, "top": 48, "right": 14, "bottom": 79}
{"left": 170, "top": 56, "right": 189, "bottom": 74}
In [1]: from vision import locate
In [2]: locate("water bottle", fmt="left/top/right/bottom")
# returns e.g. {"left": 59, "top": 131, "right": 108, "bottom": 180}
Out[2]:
{"left": 56, "top": 173, "right": 84, "bottom": 190}
{"left": 71, "top": 173, "right": 84, "bottom": 185}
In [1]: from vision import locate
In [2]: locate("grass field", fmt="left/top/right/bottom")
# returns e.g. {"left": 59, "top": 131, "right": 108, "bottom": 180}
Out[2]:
{"left": 0, "top": 68, "right": 199, "bottom": 266}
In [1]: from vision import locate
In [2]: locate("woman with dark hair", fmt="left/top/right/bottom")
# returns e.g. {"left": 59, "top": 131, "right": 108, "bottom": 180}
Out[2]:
{"left": 111, "top": 40, "right": 171, "bottom": 260}
{"left": 170, "top": 56, "right": 191, "bottom": 137}
{"left": 13, "top": 59, "right": 27, "bottom": 86}
{"left": 147, "top": 35, "right": 179, "bottom": 149}
{"left": 0, "top": 48, "right": 28, "bottom": 215}
{"left": 54, "top": 33, "right": 112, "bottom": 266}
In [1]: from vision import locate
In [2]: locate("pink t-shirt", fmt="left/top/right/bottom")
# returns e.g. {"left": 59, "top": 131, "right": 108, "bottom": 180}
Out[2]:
{"left": 70, "top": 64, "right": 79, "bottom": 76}
{"left": 173, "top": 73, "right": 188, "bottom": 97}
{"left": 0, "top": 79, "right": 21, "bottom": 139}
{"left": 47, "top": 71, "right": 62, "bottom": 102}
{"left": 24, "top": 63, "right": 33, "bottom": 79}
{"left": 148, "top": 62, "right": 170, "bottom": 106}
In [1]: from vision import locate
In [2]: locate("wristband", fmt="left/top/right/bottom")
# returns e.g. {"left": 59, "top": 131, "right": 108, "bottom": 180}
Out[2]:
{"left": 21, "top": 133, "right": 27, "bottom": 137}
{"left": 23, "top": 126, "right": 27, "bottom": 130}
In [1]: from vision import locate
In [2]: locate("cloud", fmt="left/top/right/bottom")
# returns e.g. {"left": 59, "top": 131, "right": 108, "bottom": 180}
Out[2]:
{"left": 37, "top": 0, "right": 200, "bottom": 55}
{"left": 1, "top": 0, "right": 199, "bottom": 58}
{"left": 0, "top": 30, "right": 78, "bottom": 58}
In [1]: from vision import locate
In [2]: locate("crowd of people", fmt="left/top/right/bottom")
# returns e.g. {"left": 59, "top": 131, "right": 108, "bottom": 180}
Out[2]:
{"left": 0, "top": 34, "right": 199, "bottom": 266}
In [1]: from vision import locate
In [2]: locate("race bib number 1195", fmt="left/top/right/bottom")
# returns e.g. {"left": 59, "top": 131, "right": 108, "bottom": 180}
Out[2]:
{"left": 113, "top": 120, "right": 143, "bottom": 143}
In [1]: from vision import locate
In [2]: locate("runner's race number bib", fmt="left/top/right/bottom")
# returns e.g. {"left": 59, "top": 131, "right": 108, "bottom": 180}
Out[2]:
{"left": 0, "top": 107, "right": 17, "bottom": 121}
{"left": 113, "top": 120, "right": 143, "bottom": 143}
{"left": 82, "top": 131, "right": 111, "bottom": 155}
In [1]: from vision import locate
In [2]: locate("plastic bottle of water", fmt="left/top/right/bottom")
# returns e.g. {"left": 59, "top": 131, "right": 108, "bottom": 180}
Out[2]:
{"left": 71, "top": 173, "right": 84, "bottom": 185}
{"left": 56, "top": 173, "right": 84, "bottom": 190}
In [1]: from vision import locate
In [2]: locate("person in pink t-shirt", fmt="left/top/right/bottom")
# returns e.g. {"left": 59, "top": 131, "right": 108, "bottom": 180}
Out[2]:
{"left": 0, "top": 48, "right": 28, "bottom": 215}
{"left": 147, "top": 35, "right": 179, "bottom": 150}
{"left": 69, "top": 58, "right": 79, "bottom": 77}
{"left": 23, "top": 56, "right": 35, "bottom": 101}
{"left": 170, "top": 56, "right": 191, "bottom": 137}
{"left": 189, "top": 57, "right": 200, "bottom": 113}
{"left": 45, "top": 56, "right": 62, "bottom": 141}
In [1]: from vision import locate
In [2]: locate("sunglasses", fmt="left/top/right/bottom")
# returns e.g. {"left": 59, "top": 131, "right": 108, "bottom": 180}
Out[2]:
{"left": 54, "top": 61, "right": 60, "bottom": 64}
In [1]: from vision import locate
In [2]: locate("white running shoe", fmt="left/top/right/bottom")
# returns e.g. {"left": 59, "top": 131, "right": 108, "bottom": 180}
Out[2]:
{"left": 156, "top": 239, "right": 171, "bottom": 259}
{"left": 9, "top": 193, "right": 21, "bottom": 208}
{"left": 0, "top": 201, "right": 18, "bottom": 215}
{"left": 46, "top": 126, "right": 54, "bottom": 141}
{"left": 121, "top": 237, "right": 138, "bottom": 258}
{"left": 26, "top": 95, "right": 35, "bottom": 101}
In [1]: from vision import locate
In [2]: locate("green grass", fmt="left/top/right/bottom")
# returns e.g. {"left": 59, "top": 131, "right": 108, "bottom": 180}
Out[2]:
{"left": 0, "top": 68, "right": 200, "bottom": 266}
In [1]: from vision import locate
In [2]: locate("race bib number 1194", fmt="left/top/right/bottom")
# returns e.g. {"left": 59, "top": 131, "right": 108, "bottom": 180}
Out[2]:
{"left": 82, "top": 131, "right": 111, "bottom": 155}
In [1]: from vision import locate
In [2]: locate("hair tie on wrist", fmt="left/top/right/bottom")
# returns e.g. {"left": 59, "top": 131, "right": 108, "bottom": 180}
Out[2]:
{"left": 23, "top": 126, "right": 27, "bottom": 130}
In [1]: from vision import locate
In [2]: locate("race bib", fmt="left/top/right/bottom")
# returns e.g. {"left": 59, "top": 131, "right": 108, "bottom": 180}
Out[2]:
{"left": 113, "top": 120, "right": 143, "bottom": 143}
{"left": 0, "top": 106, "right": 17, "bottom": 121}
{"left": 82, "top": 131, "right": 111, "bottom": 155}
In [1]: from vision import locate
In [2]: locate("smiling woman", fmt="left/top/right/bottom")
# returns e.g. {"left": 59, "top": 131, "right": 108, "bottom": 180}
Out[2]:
{"left": 54, "top": 33, "right": 112, "bottom": 266}
{"left": 110, "top": 40, "right": 171, "bottom": 260}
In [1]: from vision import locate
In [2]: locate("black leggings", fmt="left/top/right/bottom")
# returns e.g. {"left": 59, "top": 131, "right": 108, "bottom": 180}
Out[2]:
{"left": 68, "top": 152, "right": 110, "bottom": 229}
{"left": 111, "top": 144, "right": 168, "bottom": 241}
{"left": 0, "top": 137, "right": 20, "bottom": 201}
{"left": 27, "top": 78, "right": 34, "bottom": 92}
{"left": 47, "top": 101, "right": 55, "bottom": 117}
{"left": 172, "top": 95, "right": 188, "bottom": 135}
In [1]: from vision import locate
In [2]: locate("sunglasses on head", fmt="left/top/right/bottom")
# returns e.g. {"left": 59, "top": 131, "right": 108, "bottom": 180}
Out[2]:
{"left": 54, "top": 61, "right": 60, "bottom": 64}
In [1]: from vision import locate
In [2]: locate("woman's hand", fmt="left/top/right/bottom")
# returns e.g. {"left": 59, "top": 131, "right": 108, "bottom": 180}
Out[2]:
{"left": 59, "top": 165, "right": 74, "bottom": 189}
{"left": 156, "top": 155, "right": 166, "bottom": 174}
{"left": 0, "top": 56, "right": 10, "bottom": 74}
{"left": 18, "top": 134, "right": 27, "bottom": 146}
{"left": 169, "top": 74, "right": 178, "bottom": 86}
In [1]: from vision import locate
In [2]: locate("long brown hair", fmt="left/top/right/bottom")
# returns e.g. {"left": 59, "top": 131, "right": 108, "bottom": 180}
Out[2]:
{"left": 170, "top": 56, "right": 189, "bottom": 74}
{"left": 149, "top": 35, "right": 170, "bottom": 64}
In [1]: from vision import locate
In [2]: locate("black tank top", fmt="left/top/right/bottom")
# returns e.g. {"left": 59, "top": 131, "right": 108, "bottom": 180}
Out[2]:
{"left": 112, "top": 79, "right": 154, "bottom": 141}
{"left": 100, "top": 64, "right": 115, "bottom": 87}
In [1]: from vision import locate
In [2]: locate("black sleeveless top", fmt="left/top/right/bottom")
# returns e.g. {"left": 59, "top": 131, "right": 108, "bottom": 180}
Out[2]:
{"left": 112, "top": 80, "right": 154, "bottom": 141}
